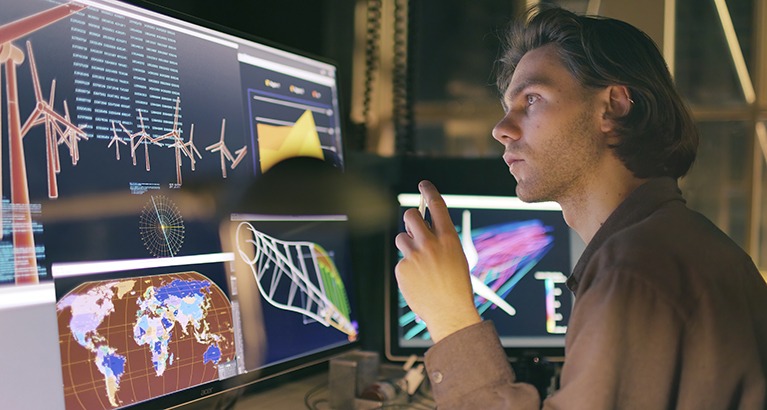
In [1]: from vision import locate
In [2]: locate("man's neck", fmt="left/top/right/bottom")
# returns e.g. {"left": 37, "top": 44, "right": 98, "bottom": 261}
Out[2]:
{"left": 560, "top": 165, "right": 647, "bottom": 245}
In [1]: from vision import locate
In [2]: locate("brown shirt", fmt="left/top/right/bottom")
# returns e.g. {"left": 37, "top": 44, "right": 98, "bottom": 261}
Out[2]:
{"left": 424, "top": 178, "right": 767, "bottom": 409}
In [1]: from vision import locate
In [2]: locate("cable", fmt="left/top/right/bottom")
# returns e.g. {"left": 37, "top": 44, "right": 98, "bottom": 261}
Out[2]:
{"left": 412, "top": 385, "right": 435, "bottom": 406}
{"left": 303, "top": 380, "right": 329, "bottom": 410}
{"left": 352, "top": 0, "right": 383, "bottom": 152}
{"left": 393, "top": 0, "right": 416, "bottom": 155}
{"left": 372, "top": 402, "right": 435, "bottom": 410}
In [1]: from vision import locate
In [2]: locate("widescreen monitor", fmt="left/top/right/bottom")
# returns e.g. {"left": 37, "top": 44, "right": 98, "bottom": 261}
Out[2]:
{"left": 386, "top": 193, "right": 583, "bottom": 362}
{"left": 0, "top": 0, "right": 358, "bottom": 409}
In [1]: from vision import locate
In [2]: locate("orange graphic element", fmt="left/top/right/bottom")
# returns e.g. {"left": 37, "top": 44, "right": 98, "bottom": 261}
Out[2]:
{"left": 153, "top": 97, "right": 202, "bottom": 185}
{"left": 111, "top": 99, "right": 237, "bottom": 185}
{"left": 205, "top": 119, "right": 247, "bottom": 178}
{"left": 256, "top": 110, "right": 324, "bottom": 173}
{"left": 0, "top": 2, "right": 87, "bottom": 284}
{"left": 109, "top": 120, "right": 127, "bottom": 160}
{"left": 117, "top": 109, "right": 159, "bottom": 172}
{"left": 20, "top": 41, "right": 88, "bottom": 199}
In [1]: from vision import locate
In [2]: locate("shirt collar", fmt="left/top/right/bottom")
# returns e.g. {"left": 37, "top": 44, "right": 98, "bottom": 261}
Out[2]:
{"left": 566, "top": 177, "right": 685, "bottom": 294}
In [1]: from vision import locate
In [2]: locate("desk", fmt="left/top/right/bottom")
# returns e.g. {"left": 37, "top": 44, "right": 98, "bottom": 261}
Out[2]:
{"left": 232, "top": 364, "right": 435, "bottom": 410}
{"left": 233, "top": 370, "right": 327, "bottom": 409}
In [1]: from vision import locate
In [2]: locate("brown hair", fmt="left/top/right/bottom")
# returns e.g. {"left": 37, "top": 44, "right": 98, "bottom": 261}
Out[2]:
{"left": 496, "top": 5, "right": 698, "bottom": 178}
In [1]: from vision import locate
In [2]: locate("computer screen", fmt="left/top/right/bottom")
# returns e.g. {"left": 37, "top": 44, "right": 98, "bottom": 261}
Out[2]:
{"left": 0, "top": 0, "right": 357, "bottom": 409}
{"left": 386, "top": 193, "right": 582, "bottom": 362}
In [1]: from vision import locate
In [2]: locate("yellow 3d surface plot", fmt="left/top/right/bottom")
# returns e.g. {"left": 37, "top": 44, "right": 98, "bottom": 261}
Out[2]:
{"left": 256, "top": 110, "right": 325, "bottom": 172}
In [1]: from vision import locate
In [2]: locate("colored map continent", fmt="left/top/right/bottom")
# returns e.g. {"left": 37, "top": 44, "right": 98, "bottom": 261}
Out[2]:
{"left": 56, "top": 272, "right": 236, "bottom": 409}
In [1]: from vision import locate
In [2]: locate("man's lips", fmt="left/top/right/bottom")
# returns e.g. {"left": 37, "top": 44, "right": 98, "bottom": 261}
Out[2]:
{"left": 503, "top": 153, "right": 522, "bottom": 167}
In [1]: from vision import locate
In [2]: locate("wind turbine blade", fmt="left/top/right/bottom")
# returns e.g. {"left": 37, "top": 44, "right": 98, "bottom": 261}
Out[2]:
{"left": 0, "top": 3, "right": 86, "bottom": 44}
{"left": 470, "top": 275, "right": 516, "bottom": 316}
{"left": 25, "top": 41, "right": 43, "bottom": 102}
{"left": 461, "top": 209, "right": 516, "bottom": 316}
{"left": 461, "top": 210, "right": 479, "bottom": 270}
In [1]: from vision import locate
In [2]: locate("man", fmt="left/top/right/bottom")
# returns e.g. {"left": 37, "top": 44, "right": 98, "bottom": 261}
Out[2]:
{"left": 395, "top": 5, "right": 767, "bottom": 409}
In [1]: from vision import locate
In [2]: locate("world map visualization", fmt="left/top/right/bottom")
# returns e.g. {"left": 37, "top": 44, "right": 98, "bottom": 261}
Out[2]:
{"left": 56, "top": 271, "right": 237, "bottom": 409}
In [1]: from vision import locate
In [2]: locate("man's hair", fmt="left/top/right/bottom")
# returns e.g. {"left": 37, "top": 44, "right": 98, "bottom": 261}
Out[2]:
{"left": 496, "top": 5, "right": 698, "bottom": 179}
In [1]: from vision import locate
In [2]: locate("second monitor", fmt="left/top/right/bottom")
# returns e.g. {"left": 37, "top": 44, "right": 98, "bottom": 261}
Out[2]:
{"left": 387, "top": 192, "right": 583, "bottom": 362}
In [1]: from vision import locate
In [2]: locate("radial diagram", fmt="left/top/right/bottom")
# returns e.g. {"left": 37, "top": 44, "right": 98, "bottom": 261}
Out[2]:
{"left": 139, "top": 195, "right": 185, "bottom": 257}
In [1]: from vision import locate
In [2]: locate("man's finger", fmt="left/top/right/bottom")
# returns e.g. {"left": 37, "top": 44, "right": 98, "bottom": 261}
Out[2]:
{"left": 394, "top": 231, "right": 416, "bottom": 256}
{"left": 402, "top": 208, "right": 431, "bottom": 239}
{"left": 418, "top": 180, "right": 454, "bottom": 237}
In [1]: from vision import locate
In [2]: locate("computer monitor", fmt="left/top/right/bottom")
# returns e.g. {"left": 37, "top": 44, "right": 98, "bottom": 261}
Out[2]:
{"left": 0, "top": 0, "right": 357, "bottom": 409}
{"left": 385, "top": 158, "right": 583, "bottom": 362}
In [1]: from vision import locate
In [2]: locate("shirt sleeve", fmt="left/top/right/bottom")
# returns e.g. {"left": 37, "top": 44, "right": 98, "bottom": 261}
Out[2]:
{"left": 423, "top": 321, "right": 541, "bottom": 410}
{"left": 424, "top": 266, "right": 687, "bottom": 410}
{"left": 542, "top": 265, "right": 685, "bottom": 410}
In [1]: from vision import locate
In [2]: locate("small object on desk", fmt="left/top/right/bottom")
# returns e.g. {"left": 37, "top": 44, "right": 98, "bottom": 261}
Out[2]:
{"left": 396, "top": 354, "right": 425, "bottom": 396}
{"left": 403, "top": 354, "right": 418, "bottom": 372}
{"left": 401, "top": 364, "right": 425, "bottom": 396}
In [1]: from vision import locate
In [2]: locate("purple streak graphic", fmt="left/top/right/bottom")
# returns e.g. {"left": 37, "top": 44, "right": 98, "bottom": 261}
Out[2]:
{"left": 400, "top": 219, "right": 554, "bottom": 340}
{"left": 471, "top": 220, "right": 553, "bottom": 312}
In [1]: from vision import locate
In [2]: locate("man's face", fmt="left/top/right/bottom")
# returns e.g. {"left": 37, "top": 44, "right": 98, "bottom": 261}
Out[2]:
{"left": 492, "top": 44, "right": 607, "bottom": 203}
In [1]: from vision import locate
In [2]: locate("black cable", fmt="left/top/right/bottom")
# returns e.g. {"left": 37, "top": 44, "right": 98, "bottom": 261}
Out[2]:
{"left": 371, "top": 402, "right": 435, "bottom": 410}
{"left": 303, "top": 380, "right": 329, "bottom": 410}
{"left": 353, "top": 0, "right": 382, "bottom": 152}
{"left": 412, "top": 384, "right": 435, "bottom": 405}
{"left": 405, "top": 0, "right": 416, "bottom": 151}
{"left": 309, "top": 398, "right": 329, "bottom": 409}
{"left": 392, "top": 0, "right": 415, "bottom": 155}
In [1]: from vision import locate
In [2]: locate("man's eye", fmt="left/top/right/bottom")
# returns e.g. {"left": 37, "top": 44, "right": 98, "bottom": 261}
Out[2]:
{"left": 526, "top": 94, "right": 539, "bottom": 105}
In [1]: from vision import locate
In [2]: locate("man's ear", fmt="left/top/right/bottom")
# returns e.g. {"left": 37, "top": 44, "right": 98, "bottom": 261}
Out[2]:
{"left": 600, "top": 85, "right": 633, "bottom": 134}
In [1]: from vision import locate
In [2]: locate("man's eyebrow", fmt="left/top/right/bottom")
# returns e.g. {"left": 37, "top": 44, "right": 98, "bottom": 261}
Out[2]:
{"left": 507, "top": 76, "right": 554, "bottom": 102}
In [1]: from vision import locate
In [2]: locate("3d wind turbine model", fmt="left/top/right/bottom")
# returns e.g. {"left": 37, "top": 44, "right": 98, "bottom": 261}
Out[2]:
{"left": 0, "top": 1, "right": 86, "bottom": 284}
{"left": 119, "top": 109, "right": 159, "bottom": 172}
{"left": 109, "top": 120, "right": 128, "bottom": 160}
{"left": 205, "top": 119, "right": 247, "bottom": 178}
{"left": 20, "top": 40, "right": 88, "bottom": 199}
{"left": 154, "top": 97, "right": 202, "bottom": 185}
{"left": 109, "top": 100, "right": 245, "bottom": 186}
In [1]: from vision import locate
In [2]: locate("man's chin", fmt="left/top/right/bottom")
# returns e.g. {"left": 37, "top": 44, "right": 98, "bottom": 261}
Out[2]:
{"left": 514, "top": 190, "right": 534, "bottom": 203}
{"left": 515, "top": 186, "right": 550, "bottom": 204}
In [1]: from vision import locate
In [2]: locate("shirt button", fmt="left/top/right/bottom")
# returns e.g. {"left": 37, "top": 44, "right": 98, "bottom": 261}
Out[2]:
{"left": 431, "top": 371, "right": 444, "bottom": 384}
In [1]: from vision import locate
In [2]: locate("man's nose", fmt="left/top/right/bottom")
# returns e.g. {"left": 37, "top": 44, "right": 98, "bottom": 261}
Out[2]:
{"left": 492, "top": 112, "right": 521, "bottom": 144}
